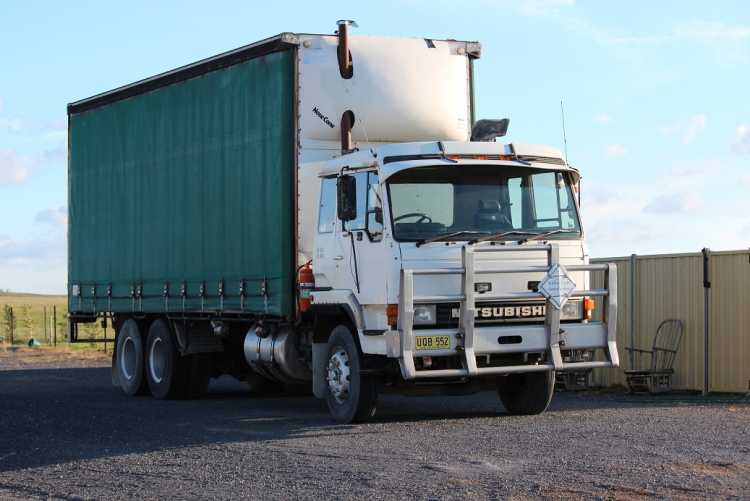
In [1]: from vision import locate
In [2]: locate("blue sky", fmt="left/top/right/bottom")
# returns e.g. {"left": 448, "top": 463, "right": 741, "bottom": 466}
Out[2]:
{"left": 1, "top": 0, "right": 749, "bottom": 293}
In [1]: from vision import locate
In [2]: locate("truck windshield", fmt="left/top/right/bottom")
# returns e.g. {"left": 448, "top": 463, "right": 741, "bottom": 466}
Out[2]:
{"left": 387, "top": 165, "right": 581, "bottom": 242}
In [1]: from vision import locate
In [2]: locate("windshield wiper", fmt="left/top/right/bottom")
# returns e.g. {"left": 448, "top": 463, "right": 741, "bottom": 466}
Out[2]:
{"left": 518, "top": 229, "right": 578, "bottom": 244}
{"left": 416, "top": 230, "right": 486, "bottom": 247}
{"left": 468, "top": 230, "right": 537, "bottom": 245}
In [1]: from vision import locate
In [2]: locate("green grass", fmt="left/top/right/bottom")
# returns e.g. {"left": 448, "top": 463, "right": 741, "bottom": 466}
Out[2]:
{"left": 0, "top": 292, "right": 110, "bottom": 350}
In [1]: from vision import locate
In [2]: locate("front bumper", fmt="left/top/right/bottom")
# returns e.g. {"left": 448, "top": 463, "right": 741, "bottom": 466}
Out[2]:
{"left": 393, "top": 243, "right": 619, "bottom": 380}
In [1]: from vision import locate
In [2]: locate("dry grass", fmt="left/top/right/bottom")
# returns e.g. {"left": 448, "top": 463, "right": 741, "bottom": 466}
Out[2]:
{"left": 0, "top": 346, "right": 110, "bottom": 370}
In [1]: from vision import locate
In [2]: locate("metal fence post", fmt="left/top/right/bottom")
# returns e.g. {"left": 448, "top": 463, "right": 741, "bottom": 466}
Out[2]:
{"left": 701, "top": 248, "right": 711, "bottom": 396}
{"left": 53, "top": 306, "right": 57, "bottom": 347}
{"left": 9, "top": 307, "right": 14, "bottom": 345}
{"left": 44, "top": 306, "right": 48, "bottom": 344}
{"left": 629, "top": 253, "right": 637, "bottom": 369}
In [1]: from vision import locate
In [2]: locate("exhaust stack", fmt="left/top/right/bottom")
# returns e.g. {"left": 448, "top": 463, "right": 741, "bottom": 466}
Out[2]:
{"left": 336, "top": 19, "right": 357, "bottom": 79}
{"left": 340, "top": 110, "right": 355, "bottom": 153}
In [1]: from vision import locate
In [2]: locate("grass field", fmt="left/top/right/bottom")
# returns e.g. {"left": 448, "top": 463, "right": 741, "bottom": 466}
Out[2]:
{"left": 0, "top": 292, "right": 110, "bottom": 350}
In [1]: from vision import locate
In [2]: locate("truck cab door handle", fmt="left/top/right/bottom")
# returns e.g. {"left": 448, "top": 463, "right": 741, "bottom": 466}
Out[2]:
{"left": 333, "top": 255, "right": 344, "bottom": 261}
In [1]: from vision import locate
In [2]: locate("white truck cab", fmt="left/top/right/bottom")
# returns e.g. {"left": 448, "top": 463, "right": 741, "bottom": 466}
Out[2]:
{"left": 285, "top": 26, "right": 618, "bottom": 422}
{"left": 305, "top": 140, "right": 618, "bottom": 421}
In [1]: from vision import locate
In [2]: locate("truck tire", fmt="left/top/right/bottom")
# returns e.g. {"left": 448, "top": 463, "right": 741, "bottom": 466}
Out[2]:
{"left": 114, "top": 319, "right": 148, "bottom": 396}
{"left": 145, "top": 319, "right": 188, "bottom": 399}
{"left": 324, "top": 325, "right": 378, "bottom": 424}
{"left": 497, "top": 370, "right": 555, "bottom": 415}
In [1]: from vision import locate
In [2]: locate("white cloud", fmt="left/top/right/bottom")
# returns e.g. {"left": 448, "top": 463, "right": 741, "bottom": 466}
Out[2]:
{"left": 660, "top": 114, "right": 707, "bottom": 144}
{"left": 556, "top": 16, "right": 750, "bottom": 66}
{"left": 643, "top": 191, "right": 704, "bottom": 214}
{"left": 0, "top": 234, "right": 67, "bottom": 293}
{"left": 0, "top": 116, "right": 24, "bottom": 133}
{"left": 0, "top": 150, "right": 33, "bottom": 185}
{"left": 594, "top": 113, "right": 612, "bottom": 124}
{"left": 0, "top": 135, "right": 66, "bottom": 184}
{"left": 35, "top": 206, "right": 68, "bottom": 227}
{"left": 673, "top": 21, "right": 750, "bottom": 43}
{"left": 732, "top": 125, "right": 750, "bottom": 154}
{"left": 673, "top": 21, "right": 750, "bottom": 62}
{"left": 605, "top": 144, "right": 626, "bottom": 158}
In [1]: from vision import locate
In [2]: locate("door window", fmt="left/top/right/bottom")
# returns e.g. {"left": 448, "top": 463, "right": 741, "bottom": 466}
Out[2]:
{"left": 318, "top": 177, "right": 337, "bottom": 233}
{"left": 366, "top": 172, "right": 383, "bottom": 241}
{"left": 344, "top": 172, "right": 368, "bottom": 232}
{"left": 343, "top": 171, "right": 384, "bottom": 241}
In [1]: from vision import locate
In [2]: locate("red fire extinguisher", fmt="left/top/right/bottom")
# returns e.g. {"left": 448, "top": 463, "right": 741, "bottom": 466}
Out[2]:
{"left": 298, "top": 261, "right": 314, "bottom": 313}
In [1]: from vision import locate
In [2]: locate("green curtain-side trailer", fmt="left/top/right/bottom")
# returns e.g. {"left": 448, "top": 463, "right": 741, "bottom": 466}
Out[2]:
{"left": 68, "top": 45, "right": 297, "bottom": 318}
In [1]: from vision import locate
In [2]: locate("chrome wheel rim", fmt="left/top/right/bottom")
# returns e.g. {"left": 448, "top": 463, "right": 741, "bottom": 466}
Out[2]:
{"left": 120, "top": 337, "right": 136, "bottom": 381}
{"left": 149, "top": 338, "right": 166, "bottom": 384}
{"left": 326, "top": 348, "right": 351, "bottom": 403}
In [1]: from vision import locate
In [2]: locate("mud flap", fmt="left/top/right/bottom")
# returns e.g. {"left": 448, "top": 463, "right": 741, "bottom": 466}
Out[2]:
{"left": 312, "top": 342, "right": 328, "bottom": 399}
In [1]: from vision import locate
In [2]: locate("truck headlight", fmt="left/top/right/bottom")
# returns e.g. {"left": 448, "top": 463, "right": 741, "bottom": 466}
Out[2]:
{"left": 560, "top": 300, "right": 583, "bottom": 321}
{"left": 413, "top": 304, "right": 437, "bottom": 325}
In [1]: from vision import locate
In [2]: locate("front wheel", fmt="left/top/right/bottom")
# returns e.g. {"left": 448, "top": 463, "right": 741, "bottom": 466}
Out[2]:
{"left": 325, "top": 326, "right": 378, "bottom": 424}
{"left": 497, "top": 370, "right": 555, "bottom": 415}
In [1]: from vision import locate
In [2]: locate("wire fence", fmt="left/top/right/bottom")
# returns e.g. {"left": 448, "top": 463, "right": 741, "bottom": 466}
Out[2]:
{"left": 1, "top": 303, "right": 111, "bottom": 352}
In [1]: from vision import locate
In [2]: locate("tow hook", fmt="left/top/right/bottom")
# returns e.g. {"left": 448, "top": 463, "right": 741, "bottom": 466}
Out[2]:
{"left": 455, "top": 332, "right": 465, "bottom": 352}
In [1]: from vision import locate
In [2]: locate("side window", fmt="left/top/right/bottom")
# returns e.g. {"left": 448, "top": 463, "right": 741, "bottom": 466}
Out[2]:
{"left": 366, "top": 172, "right": 383, "bottom": 240}
{"left": 344, "top": 172, "right": 368, "bottom": 231}
{"left": 557, "top": 172, "right": 577, "bottom": 230}
{"left": 318, "top": 178, "right": 337, "bottom": 233}
{"left": 530, "top": 172, "right": 560, "bottom": 228}
{"left": 508, "top": 177, "right": 522, "bottom": 229}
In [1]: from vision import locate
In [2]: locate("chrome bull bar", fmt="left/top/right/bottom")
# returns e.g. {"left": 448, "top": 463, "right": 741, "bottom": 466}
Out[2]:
{"left": 397, "top": 243, "right": 619, "bottom": 380}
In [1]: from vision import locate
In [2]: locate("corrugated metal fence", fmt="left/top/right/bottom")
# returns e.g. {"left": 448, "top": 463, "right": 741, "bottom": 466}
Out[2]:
{"left": 590, "top": 249, "right": 750, "bottom": 393}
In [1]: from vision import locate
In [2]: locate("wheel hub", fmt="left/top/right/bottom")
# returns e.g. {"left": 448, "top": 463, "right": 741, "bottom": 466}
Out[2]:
{"left": 121, "top": 337, "right": 136, "bottom": 381}
{"left": 149, "top": 338, "right": 166, "bottom": 384}
{"left": 326, "top": 349, "right": 351, "bottom": 403}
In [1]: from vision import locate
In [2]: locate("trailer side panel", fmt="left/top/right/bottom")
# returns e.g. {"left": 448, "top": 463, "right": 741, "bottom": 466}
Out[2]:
{"left": 68, "top": 49, "right": 296, "bottom": 317}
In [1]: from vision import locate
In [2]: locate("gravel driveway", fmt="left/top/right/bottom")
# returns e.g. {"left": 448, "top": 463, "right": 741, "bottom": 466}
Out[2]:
{"left": 0, "top": 361, "right": 748, "bottom": 500}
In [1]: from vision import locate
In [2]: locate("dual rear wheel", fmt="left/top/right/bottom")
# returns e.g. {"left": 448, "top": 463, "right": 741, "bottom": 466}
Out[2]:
{"left": 113, "top": 318, "right": 210, "bottom": 399}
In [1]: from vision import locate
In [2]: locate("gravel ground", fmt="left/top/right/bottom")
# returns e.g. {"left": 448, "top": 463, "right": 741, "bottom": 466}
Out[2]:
{"left": 0, "top": 360, "right": 748, "bottom": 500}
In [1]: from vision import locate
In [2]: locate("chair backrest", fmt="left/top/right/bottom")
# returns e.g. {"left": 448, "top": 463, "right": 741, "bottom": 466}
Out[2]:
{"left": 651, "top": 319, "right": 684, "bottom": 371}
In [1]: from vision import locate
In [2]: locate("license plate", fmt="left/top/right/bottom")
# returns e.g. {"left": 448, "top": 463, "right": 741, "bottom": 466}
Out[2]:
{"left": 415, "top": 335, "right": 451, "bottom": 351}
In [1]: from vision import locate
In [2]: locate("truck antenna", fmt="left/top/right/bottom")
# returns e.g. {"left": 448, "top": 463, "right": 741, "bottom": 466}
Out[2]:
{"left": 560, "top": 99, "right": 569, "bottom": 165}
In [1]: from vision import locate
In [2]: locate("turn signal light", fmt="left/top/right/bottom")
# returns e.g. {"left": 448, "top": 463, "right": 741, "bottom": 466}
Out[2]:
{"left": 387, "top": 304, "right": 399, "bottom": 328}
{"left": 445, "top": 154, "right": 514, "bottom": 161}
{"left": 584, "top": 297, "right": 595, "bottom": 321}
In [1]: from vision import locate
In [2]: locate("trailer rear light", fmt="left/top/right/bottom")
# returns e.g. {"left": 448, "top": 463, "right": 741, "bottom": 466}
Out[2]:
{"left": 387, "top": 304, "right": 398, "bottom": 328}
{"left": 584, "top": 297, "right": 595, "bottom": 321}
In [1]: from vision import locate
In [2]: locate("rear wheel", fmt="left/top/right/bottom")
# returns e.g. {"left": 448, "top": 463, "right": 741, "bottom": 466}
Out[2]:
{"left": 325, "top": 325, "right": 378, "bottom": 424}
{"left": 497, "top": 370, "right": 555, "bottom": 415}
{"left": 145, "top": 319, "right": 187, "bottom": 399}
{"left": 114, "top": 319, "right": 148, "bottom": 396}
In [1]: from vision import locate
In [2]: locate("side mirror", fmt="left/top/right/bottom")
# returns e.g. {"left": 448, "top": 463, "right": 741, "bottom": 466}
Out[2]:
{"left": 337, "top": 174, "right": 357, "bottom": 221}
{"left": 374, "top": 206, "right": 383, "bottom": 224}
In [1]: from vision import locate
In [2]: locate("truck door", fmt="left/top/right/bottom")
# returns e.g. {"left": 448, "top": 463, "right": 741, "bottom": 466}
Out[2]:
{"left": 344, "top": 171, "right": 387, "bottom": 305}
{"left": 314, "top": 177, "right": 348, "bottom": 288}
